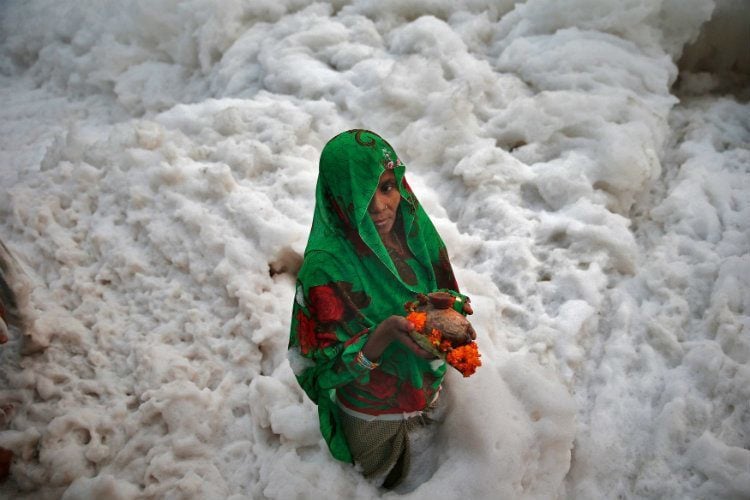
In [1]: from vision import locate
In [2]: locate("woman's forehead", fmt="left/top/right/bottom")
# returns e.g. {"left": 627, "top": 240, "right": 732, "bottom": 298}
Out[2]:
{"left": 378, "top": 169, "right": 396, "bottom": 183}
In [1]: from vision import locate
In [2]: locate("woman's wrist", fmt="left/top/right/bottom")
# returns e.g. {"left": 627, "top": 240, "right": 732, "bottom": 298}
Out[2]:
{"left": 361, "top": 326, "right": 390, "bottom": 361}
{"left": 355, "top": 350, "right": 380, "bottom": 370}
{"left": 362, "top": 315, "right": 426, "bottom": 362}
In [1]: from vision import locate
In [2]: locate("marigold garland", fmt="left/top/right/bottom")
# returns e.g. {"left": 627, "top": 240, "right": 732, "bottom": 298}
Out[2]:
{"left": 440, "top": 338, "right": 452, "bottom": 352}
{"left": 446, "top": 342, "right": 482, "bottom": 377}
{"left": 406, "top": 311, "right": 426, "bottom": 331}
{"left": 427, "top": 328, "right": 442, "bottom": 348}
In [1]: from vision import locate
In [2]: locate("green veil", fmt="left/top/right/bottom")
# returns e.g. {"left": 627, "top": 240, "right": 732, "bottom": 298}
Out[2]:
{"left": 289, "top": 130, "right": 462, "bottom": 462}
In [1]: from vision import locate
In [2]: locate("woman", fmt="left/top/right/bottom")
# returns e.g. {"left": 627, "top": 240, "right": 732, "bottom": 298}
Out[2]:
{"left": 288, "top": 130, "right": 471, "bottom": 488}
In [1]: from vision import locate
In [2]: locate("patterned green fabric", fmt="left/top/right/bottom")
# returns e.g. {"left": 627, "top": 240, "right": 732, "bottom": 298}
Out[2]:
{"left": 289, "top": 130, "right": 462, "bottom": 463}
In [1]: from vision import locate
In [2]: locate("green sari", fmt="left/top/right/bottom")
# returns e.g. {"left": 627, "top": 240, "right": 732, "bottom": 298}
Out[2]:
{"left": 289, "top": 130, "right": 464, "bottom": 463}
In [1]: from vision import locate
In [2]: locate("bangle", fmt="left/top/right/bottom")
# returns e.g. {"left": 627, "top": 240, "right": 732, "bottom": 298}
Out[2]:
{"left": 355, "top": 351, "right": 379, "bottom": 370}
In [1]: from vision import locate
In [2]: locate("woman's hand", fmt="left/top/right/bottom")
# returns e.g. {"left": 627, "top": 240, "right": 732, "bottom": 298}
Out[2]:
{"left": 362, "top": 315, "right": 436, "bottom": 361}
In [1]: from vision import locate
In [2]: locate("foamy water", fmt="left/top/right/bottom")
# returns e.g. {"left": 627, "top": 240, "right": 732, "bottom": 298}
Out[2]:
{"left": 0, "top": 1, "right": 748, "bottom": 499}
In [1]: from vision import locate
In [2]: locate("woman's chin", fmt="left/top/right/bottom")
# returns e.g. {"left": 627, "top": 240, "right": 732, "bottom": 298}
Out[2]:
{"left": 375, "top": 223, "right": 393, "bottom": 237}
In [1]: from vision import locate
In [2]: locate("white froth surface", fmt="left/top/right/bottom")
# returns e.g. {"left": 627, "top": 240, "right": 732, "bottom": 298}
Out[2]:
{"left": 0, "top": 1, "right": 748, "bottom": 499}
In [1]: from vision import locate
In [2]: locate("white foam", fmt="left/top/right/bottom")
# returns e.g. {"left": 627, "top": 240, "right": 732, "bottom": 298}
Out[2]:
{"left": 1, "top": 0, "right": 748, "bottom": 498}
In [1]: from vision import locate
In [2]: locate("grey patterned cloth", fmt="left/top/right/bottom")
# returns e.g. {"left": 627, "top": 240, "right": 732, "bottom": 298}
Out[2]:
{"left": 339, "top": 397, "right": 444, "bottom": 489}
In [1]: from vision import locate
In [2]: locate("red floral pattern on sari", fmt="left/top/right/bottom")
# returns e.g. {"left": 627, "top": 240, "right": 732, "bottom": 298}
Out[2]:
{"left": 324, "top": 188, "right": 370, "bottom": 255}
{"left": 339, "top": 372, "right": 435, "bottom": 415}
{"left": 309, "top": 285, "right": 345, "bottom": 323}
{"left": 297, "top": 310, "right": 337, "bottom": 354}
{"left": 433, "top": 247, "right": 459, "bottom": 291}
{"left": 296, "top": 310, "right": 317, "bottom": 355}
{"left": 395, "top": 381, "right": 427, "bottom": 412}
{"left": 367, "top": 369, "right": 399, "bottom": 399}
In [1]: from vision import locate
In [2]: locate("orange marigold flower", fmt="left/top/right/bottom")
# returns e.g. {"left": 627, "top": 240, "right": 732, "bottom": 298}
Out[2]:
{"left": 446, "top": 342, "right": 482, "bottom": 377}
{"left": 406, "top": 311, "right": 427, "bottom": 332}
{"left": 427, "top": 328, "right": 442, "bottom": 347}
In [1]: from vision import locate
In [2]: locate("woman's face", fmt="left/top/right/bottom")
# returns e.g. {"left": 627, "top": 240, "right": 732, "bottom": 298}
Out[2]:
{"left": 368, "top": 170, "right": 401, "bottom": 237}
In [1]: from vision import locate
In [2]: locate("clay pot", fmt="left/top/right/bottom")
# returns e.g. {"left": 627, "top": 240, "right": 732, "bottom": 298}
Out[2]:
{"left": 408, "top": 292, "right": 476, "bottom": 349}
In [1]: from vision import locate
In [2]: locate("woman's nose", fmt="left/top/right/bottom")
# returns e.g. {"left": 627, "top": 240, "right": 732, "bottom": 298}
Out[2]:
{"left": 369, "top": 193, "right": 386, "bottom": 213}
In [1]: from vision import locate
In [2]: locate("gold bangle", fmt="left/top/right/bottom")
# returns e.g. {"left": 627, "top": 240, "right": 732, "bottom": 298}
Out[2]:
{"left": 355, "top": 350, "right": 379, "bottom": 370}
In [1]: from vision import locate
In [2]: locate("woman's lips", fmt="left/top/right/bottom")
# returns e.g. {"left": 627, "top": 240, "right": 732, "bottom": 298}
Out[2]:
{"left": 373, "top": 218, "right": 390, "bottom": 228}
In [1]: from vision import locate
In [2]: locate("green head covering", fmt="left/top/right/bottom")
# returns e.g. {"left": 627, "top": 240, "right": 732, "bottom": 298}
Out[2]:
{"left": 306, "top": 129, "right": 457, "bottom": 290}
{"left": 289, "top": 129, "right": 462, "bottom": 462}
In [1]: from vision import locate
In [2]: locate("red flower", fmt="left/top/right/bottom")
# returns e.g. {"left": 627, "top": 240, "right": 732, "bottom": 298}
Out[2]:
{"left": 309, "top": 285, "right": 345, "bottom": 323}
{"left": 396, "top": 382, "right": 427, "bottom": 412}
{"left": 296, "top": 310, "right": 317, "bottom": 355}
{"left": 367, "top": 369, "right": 398, "bottom": 399}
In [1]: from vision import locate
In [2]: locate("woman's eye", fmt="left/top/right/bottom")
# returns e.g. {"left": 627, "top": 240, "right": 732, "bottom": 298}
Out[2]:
{"left": 381, "top": 182, "right": 395, "bottom": 193}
